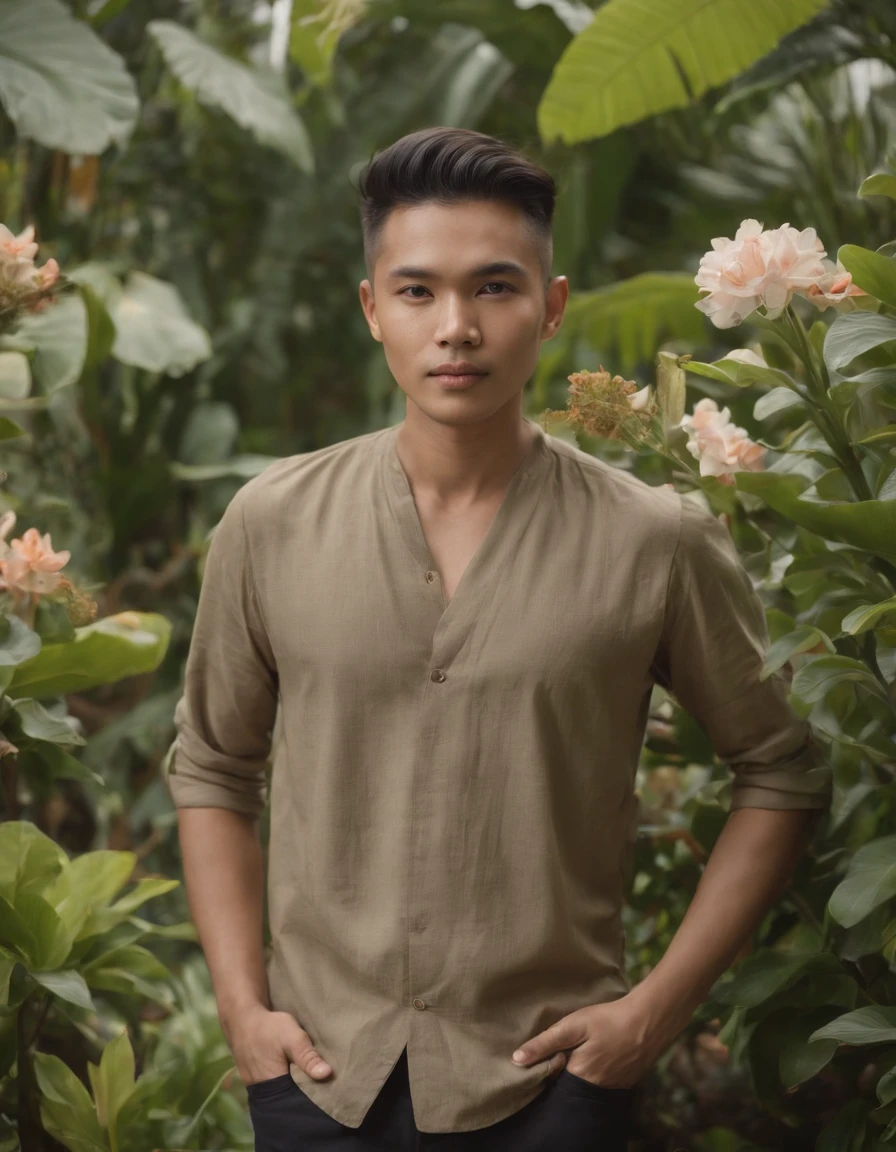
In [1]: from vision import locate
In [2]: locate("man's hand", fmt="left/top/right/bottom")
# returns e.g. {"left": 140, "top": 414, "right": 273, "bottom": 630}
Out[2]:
{"left": 510, "top": 995, "right": 658, "bottom": 1089}
{"left": 229, "top": 1003, "right": 333, "bottom": 1087}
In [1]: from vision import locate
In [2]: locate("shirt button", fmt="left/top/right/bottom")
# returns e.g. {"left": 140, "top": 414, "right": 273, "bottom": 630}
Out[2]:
{"left": 425, "top": 570, "right": 436, "bottom": 583}
{"left": 413, "top": 998, "right": 427, "bottom": 1010}
{"left": 430, "top": 669, "right": 446, "bottom": 682}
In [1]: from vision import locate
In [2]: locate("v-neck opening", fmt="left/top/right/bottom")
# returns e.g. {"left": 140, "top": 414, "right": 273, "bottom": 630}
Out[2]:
{"left": 380, "top": 418, "right": 551, "bottom": 630}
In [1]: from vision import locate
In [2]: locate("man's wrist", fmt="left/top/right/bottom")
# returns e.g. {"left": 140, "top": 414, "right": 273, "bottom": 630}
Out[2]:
{"left": 218, "top": 993, "right": 270, "bottom": 1038}
{"left": 625, "top": 974, "right": 703, "bottom": 1048}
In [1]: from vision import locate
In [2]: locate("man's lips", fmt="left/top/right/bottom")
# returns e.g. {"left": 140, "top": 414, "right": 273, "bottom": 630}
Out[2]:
{"left": 429, "top": 363, "right": 488, "bottom": 377}
{"left": 430, "top": 371, "right": 487, "bottom": 389}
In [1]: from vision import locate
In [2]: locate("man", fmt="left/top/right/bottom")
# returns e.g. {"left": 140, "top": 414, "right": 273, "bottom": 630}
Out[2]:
{"left": 165, "top": 127, "right": 832, "bottom": 1151}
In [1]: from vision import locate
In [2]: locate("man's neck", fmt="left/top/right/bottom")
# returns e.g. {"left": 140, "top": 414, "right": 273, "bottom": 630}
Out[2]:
{"left": 394, "top": 408, "right": 535, "bottom": 507}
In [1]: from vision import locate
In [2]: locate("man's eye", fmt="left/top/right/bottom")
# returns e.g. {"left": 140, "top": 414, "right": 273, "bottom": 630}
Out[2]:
{"left": 398, "top": 283, "right": 512, "bottom": 298}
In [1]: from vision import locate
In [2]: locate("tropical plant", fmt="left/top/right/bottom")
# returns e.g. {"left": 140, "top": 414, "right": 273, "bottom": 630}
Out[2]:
{"left": 545, "top": 175, "right": 896, "bottom": 1148}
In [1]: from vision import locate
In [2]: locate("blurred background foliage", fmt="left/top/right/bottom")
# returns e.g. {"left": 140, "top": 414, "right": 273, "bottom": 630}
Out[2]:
{"left": 1, "top": 0, "right": 896, "bottom": 1148}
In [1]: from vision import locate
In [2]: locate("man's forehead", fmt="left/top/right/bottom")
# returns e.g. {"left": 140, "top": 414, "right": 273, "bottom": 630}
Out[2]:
{"left": 377, "top": 201, "right": 543, "bottom": 271}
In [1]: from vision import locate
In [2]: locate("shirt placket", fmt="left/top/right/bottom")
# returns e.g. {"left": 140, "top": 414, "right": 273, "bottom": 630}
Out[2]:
{"left": 381, "top": 424, "right": 548, "bottom": 1026}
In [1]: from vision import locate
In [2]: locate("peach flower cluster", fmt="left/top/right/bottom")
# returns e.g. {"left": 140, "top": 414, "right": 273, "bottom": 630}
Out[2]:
{"left": 0, "top": 223, "right": 60, "bottom": 329}
{"left": 0, "top": 510, "right": 71, "bottom": 601}
{"left": 678, "top": 398, "right": 766, "bottom": 485}
{"left": 695, "top": 219, "right": 865, "bottom": 329}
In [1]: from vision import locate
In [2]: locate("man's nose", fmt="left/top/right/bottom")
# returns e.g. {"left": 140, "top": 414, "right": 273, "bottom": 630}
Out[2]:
{"left": 433, "top": 296, "right": 481, "bottom": 346}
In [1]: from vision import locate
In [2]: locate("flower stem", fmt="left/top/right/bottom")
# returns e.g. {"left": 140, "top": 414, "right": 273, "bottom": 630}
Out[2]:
{"left": 783, "top": 306, "right": 874, "bottom": 503}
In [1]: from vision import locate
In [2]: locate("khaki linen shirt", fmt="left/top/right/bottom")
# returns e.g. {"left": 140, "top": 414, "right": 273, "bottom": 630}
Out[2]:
{"left": 164, "top": 416, "right": 832, "bottom": 1133}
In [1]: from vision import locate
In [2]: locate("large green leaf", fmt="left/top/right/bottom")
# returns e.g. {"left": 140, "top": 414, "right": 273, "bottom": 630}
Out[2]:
{"left": 809, "top": 1006, "right": 896, "bottom": 1046}
{"left": 823, "top": 312, "right": 896, "bottom": 373}
{"left": 718, "top": 949, "right": 841, "bottom": 1008}
{"left": 829, "top": 836, "right": 896, "bottom": 929}
{"left": 537, "top": 0, "right": 830, "bottom": 144}
{"left": 16, "top": 294, "right": 89, "bottom": 392}
{"left": 733, "top": 471, "right": 896, "bottom": 563}
{"left": 32, "top": 969, "right": 95, "bottom": 1011}
{"left": 841, "top": 596, "right": 896, "bottom": 636}
{"left": 67, "top": 265, "right": 211, "bottom": 378}
{"left": 761, "top": 626, "right": 835, "bottom": 679}
{"left": 0, "top": 822, "right": 67, "bottom": 906}
{"left": 838, "top": 244, "right": 896, "bottom": 311}
{"left": 859, "top": 173, "right": 896, "bottom": 201}
{"left": 12, "top": 699, "right": 86, "bottom": 747}
{"left": 148, "top": 20, "right": 314, "bottom": 172}
{"left": 791, "top": 655, "right": 889, "bottom": 705}
{"left": 34, "top": 1052, "right": 108, "bottom": 1152}
{"left": 109, "top": 273, "right": 212, "bottom": 378}
{"left": 47, "top": 851, "right": 138, "bottom": 947}
{"left": 108, "top": 878, "right": 179, "bottom": 916}
{"left": 778, "top": 1027, "right": 839, "bottom": 1088}
{"left": 87, "top": 1029, "right": 135, "bottom": 1140}
{"left": 0, "top": 0, "right": 138, "bottom": 154}
{"left": 8, "top": 612, "right": 171, "bottom": 699}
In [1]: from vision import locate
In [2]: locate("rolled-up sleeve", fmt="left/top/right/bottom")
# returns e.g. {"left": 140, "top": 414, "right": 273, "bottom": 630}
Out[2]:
{"left": 164, "top": 482, "right": 278, "bottom": 817}
{"left": 650, "top": 496, "right": 833, "bottom": 815}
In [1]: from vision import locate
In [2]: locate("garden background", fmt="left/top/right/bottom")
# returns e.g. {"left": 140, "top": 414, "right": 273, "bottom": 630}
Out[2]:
{"left": 1, "top": 0, "right": 895, "bottom": 1149}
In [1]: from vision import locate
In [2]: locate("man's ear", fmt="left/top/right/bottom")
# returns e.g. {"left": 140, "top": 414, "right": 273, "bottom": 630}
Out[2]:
{"left": 359, "top": 279, "right": 382, "bottom": 343}
{"left": 541, "top": 275, "right": 569, "bottom": 342}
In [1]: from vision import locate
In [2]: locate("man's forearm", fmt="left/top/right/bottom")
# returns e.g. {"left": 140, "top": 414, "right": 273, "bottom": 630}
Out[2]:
{"left": 626, "top": 805, "right": 817, "bottom": 1046}
{"left": 176, "top": 806, "right": 270, "bottom": 1040}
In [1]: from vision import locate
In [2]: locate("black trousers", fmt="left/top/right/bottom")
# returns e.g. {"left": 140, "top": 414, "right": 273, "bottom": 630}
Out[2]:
{"left": 248, "top": 1046, "right": 636, "bottom": 1150}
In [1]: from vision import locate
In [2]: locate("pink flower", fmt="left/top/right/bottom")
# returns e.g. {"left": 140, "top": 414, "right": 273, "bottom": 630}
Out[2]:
{"left": 0, "top": 221, "right": 61, "bottom": 325}
{"left": 678, "top": 398, "right": 766, "bottom": 484}
{"left": 805, "top": 259, "right": 868, "bottom": 311}
{"left": 695, "top": 219, "right": 827, "bottom": 328}
{"left": 34, "top": 258, "right": 59, "bottom": 290}
{"left": 0, "top": 223, "right": 38, "bottom": 263}
{"left": 0, "top": 520, "right": 71, "bottom": 599}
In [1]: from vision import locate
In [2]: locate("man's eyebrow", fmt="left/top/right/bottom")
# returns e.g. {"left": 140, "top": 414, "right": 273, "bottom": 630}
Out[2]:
{"left": 386, "top": 261, "right": 530, "bottom": 279}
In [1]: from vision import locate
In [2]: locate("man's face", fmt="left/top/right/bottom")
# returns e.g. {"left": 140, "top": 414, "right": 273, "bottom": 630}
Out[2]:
{"left": 359, "top": 199, "right": 568, "bottom": 425}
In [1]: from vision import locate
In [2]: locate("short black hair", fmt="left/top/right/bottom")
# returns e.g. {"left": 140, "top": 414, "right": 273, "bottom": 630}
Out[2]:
{"left": 357, "top": 127, "right": 557, "bottom": 278}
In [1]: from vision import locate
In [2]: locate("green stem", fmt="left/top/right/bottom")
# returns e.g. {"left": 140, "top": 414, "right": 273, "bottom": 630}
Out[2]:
{"left": 783, "top": 306, "right": 874, "bottom": 503}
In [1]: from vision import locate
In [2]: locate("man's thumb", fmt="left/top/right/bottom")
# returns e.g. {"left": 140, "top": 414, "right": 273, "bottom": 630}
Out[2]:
{"left": 286, "top": 1028, "right": 332, "bottom": 1078}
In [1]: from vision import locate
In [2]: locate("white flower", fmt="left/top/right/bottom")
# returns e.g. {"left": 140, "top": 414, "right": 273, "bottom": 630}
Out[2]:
{"left": 695, "top": 219, "right": 827, "bottom": 329}
{"left": 805, "top": 258, "right": 868, "bottom": 311}
{"left": 678, "top": 398, "right": 766, "bottom": 484}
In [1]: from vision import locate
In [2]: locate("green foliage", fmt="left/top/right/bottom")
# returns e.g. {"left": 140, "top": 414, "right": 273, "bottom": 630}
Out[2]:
{"left": 147, "top": 20, "right": 314, "bottom": 172}
{"left": 0, "top": 0, "right": 138, "bottom": 154}
{"left": 537, "top": 0, "right": 831, "bottom": 143}
{"left": 1, "top": 1, "right": 895, "bottom": 1148}
{"left": 7, "top": 612, "right": 171, "bottom": 698}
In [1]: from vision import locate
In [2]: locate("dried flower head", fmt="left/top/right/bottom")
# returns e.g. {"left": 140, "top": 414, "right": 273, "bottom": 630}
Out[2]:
{"left": 56, "top": 579, "right": 99, "bottom": 628}
{"left": 542, "top": 366, "right": 657, "bottom": 441}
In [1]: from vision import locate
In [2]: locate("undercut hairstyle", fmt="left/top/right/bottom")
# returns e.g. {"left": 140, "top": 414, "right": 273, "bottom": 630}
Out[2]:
{"left": 357, "top": 127, "right": 557, "bottom": 280}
